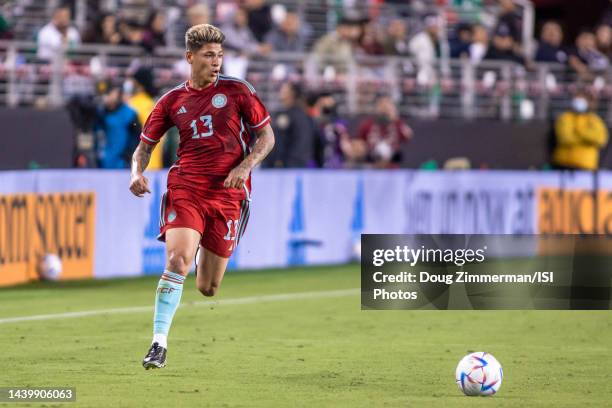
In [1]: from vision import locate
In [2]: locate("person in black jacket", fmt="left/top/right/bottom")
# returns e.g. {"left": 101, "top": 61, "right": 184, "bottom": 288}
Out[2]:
{"left": 535, "top": 21, "right": 568, "bottom": 64}
{"left": 267, "top": 82, "right": 316, "bottom": 168}
{"left": 485, "top": 24, "right": 525, "bottom": 64}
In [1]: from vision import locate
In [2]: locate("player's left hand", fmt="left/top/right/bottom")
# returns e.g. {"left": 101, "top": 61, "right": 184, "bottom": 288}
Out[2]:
{"left": 224, "top": 164, "right": 250, "bottom": 189}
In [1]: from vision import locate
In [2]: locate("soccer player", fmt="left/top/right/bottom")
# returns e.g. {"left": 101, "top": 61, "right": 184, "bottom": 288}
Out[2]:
{"left": 129, "top": 24, "right": 275, "bottom": 369}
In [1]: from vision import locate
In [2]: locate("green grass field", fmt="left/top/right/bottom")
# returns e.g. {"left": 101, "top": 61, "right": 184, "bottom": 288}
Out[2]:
{"left": 1, "top": 264, "right": 611, "bottom": 407}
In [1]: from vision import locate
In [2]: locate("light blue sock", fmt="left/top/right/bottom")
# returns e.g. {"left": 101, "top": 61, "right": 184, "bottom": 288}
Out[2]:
{"left": 152, "top": 270, "right": 185, "bottom": 348}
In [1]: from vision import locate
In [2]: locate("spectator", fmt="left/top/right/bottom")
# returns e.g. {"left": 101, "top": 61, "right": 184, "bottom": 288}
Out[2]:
{"left": 67, "top": 70, "right": 99, "bottom": 167}
{"left": 96, "top": 83, "right": 141, "bottom": 169}
{"left": 244, "top": 0, "right": 272, "bottom": 42}
{"left": 450, "top": 22, "right": 473, "bottom": 58}
{"left": 569, "top": 30, "right": 609, "bottom": 79}
{"left": 264, "top": 11, "right": 307, "bottom": 52}
{"left": 552, "top": 90, "right": 608, "bottom": 171}
{"left": 307, "top": 92, "right": 356, "bottom": 168}
{"left": 118, "top": 19, "right": 144, "bottom": 47}
{"left": 535, "top": 21, "right": 567, "bottom": 64}
{"left": 382, "top": 18, "right": 410, "bottom": 56}
{"left": 356, "top": 95, "right": 413, "bottom": 168}
{"left": 125, "top": 67, "right": 164, "bottom": 169}
{"left": 268, "top": 82, "right": 316, "bottom": 168}
{"left": 469, "top": 24, "right": 489, "bottom": 64}
{"left": 312, "top": 14, "right": 362, "bottom": 74}
{"left": 68, "top": 91, "right": 99, "bottom": 168}
{"left": 142, "top": 10, "right": 167, "bottom": 51}
{"left": 595, "top": 24, "right": 612, "bottom": 59}
{"left": 409, "top": 14, "right": 441, "bottom": 68}
{"left": 186, "top": 4, "right": 210, "bottom": 28}
{"left": 485, "top": 24, "right": 524, "bottom": 64}
{"left": 222, "top": 7, "right": 270, "bottom": 78}
{"left": 222, "top": 8, "right": 269, "bottom": 55}
{"left": 358, "top": 20, "right": 385, "bottom": 56}
{"left": 496, "top": 0, "right": 522, "bottom": 43}
{"left": 83, "top": 12, "right": 121, "bottom": 44}
{"left": 173, "top": 5, "right": 212, "bottom": 76}
{"left": 36, "top": 5, "right": 81, "bottom": 60}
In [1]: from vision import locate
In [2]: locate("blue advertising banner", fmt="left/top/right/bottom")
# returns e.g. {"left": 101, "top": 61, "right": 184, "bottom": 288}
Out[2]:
{"left": 1, "top": 169, "right": 610, "bottom": 281}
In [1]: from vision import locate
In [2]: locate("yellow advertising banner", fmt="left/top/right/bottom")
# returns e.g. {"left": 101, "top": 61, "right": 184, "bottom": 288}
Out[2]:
{"left": 0, "top": 192, "right": 96, "bottom": 286}
{"left": 538, "top": 188, "right": 612, "bottom": 255}
{"left": 538, "top": 188, "right": 612, "bottom": 234}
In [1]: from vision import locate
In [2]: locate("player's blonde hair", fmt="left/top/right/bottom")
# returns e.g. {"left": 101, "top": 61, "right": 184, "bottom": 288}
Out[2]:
{"left": 185, "top": 24, "right": 225, "bottom": 52}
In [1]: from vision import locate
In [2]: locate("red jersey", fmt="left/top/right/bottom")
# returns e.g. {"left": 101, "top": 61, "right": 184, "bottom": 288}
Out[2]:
{"left": 140, "top": 75, "right": 271, "bottom": 201}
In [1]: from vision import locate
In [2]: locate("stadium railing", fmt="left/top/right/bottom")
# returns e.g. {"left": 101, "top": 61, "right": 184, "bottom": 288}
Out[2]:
{"left": 1, "top": 40, "right": 610, "bottom": 123}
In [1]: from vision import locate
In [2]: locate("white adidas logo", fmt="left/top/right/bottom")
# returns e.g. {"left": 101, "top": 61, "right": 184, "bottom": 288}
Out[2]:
{"left": 177, "top": 106, "right": 187, "bottom": 114}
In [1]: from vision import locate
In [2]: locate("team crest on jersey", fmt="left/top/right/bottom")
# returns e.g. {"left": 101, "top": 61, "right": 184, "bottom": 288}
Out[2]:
{"left": 167, "top": 211, "right": 177, "bottom": 223}
{"left": 212, "top": 93, "right": 227, "bottom": 108}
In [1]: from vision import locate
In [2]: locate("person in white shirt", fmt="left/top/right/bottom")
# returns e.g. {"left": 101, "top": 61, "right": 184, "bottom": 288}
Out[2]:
{"left": 37, "top": 5, "right": 81, "bottom": 61}
{"left": 409, "top": 14, "right": 441, "bottom": 84}
{"left": 409, "top": 15, "right": 441, "bottom": 68}
{"left": 469, "top": 24, "right": 489, "bottom": 64}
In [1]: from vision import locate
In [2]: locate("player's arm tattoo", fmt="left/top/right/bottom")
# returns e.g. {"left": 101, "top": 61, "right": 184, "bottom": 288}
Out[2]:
{"left": 224, "top": 124, "right": 274, "bottom": 189}
{"left": 131, "top": 141, "right": 155, "bottom": 175}
{"left": 129, "top": 141, "right": 154, "bottom": 196}
{"left": 241, "top": 124, "right": 275, "bottom": 170}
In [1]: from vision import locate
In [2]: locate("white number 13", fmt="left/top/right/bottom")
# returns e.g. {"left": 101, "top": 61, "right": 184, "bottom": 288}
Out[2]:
{"left": 191, "top": 115, "right": 213, "bottom": 139}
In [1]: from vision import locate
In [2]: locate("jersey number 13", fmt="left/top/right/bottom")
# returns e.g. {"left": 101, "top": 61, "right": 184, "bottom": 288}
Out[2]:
{"left": 191, "top": 115, "right": 213, "bottom": 139}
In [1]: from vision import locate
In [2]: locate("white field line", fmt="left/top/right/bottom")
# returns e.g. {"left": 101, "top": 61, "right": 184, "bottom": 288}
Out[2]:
{"left": 0, "top": 288, "right": 360, "bottom": 325}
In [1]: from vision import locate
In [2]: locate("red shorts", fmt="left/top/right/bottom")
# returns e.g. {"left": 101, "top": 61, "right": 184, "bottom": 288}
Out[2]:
{"left": 157, "top": 187, "right": 250, "bottom": 258}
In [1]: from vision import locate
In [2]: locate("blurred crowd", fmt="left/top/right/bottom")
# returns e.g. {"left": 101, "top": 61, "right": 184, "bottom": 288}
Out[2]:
{"left": 5, "top": 0, "right": 606, "bottom": 81}
{"left": 68, "top": 67, "right": 414, "bottom": 170}
{"left": 1, "top": 0, "right": 611, "bottom": 170}
{"left": 24, "top": 1, "right": 422, "bottom": 170}
{"left": 265, "top": 83, "right": 412, "bottom": 169}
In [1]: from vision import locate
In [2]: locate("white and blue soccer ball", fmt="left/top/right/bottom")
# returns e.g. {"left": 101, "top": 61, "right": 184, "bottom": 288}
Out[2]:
{"left": 455, "top": 352, "right": 503, "bottom": 396}
{"left": 38, "top": 253, "right": 63, "bottom": 281}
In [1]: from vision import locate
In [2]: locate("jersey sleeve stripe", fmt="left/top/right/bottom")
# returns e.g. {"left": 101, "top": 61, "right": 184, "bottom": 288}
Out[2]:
{"left": 242, "top": 184, "right": 252, "bottom": 201}
{"left": 141, "top": 82, "right": 185, "bottom": 142}
{"left": 150, "top": 82, "right": 186, "bottom": 113}
{"left": 140, "top": 133, "right": 159, "bottom": 145}
{"left": 238, "top": 119, "right": 247, "bottom": 157}
{"left": 218, "top": 75, "right": 256, "bottom": 94}
{"left": 249, "top": 115, "right": 271, "bottom": 130}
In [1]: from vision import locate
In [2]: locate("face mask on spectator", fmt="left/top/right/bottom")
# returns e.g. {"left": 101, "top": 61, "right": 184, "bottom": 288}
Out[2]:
{"left": 377, "top": 114, "right": 391, "bottom": 124}
{"left": 322, "top": 105, "right": 337, "bottom": 117}
{"left": 123, "top": 80, "right": 134, "bottom": 96}
{"left": 572, "top": 97, "right": 588, "bottom": 113}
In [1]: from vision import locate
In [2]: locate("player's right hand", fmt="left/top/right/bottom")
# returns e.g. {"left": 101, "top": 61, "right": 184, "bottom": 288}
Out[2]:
{"left": 129, "top": 173, "right": 151, "bottom": 197}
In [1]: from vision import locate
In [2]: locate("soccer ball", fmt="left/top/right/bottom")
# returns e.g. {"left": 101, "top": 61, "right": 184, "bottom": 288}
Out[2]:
{"left": 455, "top": 352, "right": 503, "bottom": 396}
{"left": 38, "top": 253, "right": 63, "bottom": 281}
